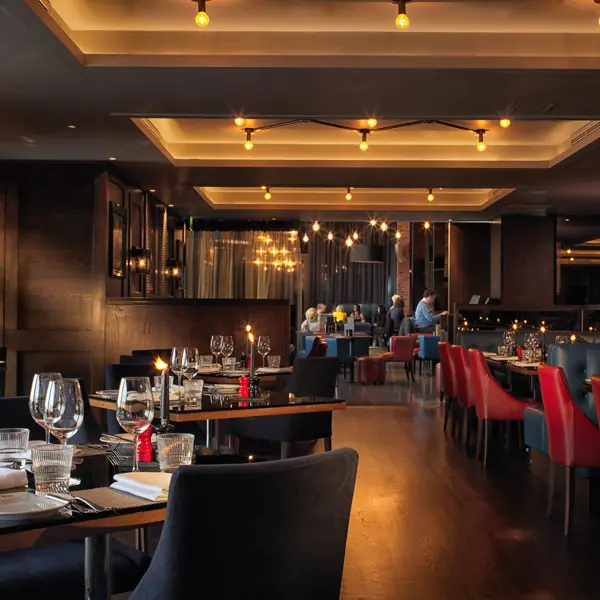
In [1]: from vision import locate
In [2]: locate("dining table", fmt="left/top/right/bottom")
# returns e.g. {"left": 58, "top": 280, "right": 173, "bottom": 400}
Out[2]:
{"left": 484, "top": 354, "right": 541, "bottom": 400}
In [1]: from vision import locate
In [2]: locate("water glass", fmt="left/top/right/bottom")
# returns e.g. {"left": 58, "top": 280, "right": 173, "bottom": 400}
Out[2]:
{"left": 32, "top": 444, "right": 74, "bottom": 494}
{"left": 183, "top": 379, "right": 204, "bottom": 408}
{"left": 267, "top": 355, "right": 281, "bottom": 368}
{"left": 157, "top": 433, "right": 194, "bottom": 473}
{"left": 29, "top": 373, "right": 63, "bottom": 443}
{"left": 45, "top": 379, "right": 84, "bottom": 444}
{"left": 200, "top": 355, "right": 213, "bottom": 366}
{"left": 153, "top": 375, "right": 175, "bottom": 390}
{"left": 0, "top": 428, "right": 29, "bottom": 469}
{"left": 222, "top": 357, "right": 236, "bottom": 371}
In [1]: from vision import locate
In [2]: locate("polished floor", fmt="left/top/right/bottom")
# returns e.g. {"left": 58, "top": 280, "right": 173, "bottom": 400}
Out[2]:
{"left": 336, "top": 369, "right": 600, "bottom": 600}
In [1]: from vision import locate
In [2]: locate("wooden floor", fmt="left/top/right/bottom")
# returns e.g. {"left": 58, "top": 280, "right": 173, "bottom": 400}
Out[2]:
{"left": 335, "top": 369, "right": 600, "bottom": 600}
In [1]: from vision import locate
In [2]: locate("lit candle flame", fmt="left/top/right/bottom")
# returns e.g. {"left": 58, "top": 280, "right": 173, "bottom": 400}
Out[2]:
{"left": 245, "top": 324, "right": 252, "bottom": 333}
{"left": 248, "top": 333, "right": 254, "bottom": 343}
{"left": 570, "top": 334, "right": 577, "bottom": 342}
{"left": 154, "top": 357, "right": 168, "bottom": 370}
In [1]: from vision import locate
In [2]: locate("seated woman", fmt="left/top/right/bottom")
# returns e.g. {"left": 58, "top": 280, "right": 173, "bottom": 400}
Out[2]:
{"left": 350, "top": 304, "right": 366, "bottom": 322}
{"left": 301, "top": 307, "right": 321, "bottom": 333}
{"left": 333, "top": 304, "right": 347, "bottom": 323}
{"left": 373, "top": 304, "right": 387, "bottom": 328}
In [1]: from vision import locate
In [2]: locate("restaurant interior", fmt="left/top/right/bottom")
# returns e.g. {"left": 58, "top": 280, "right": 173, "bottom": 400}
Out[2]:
{"left": 3, "top": 0, "right": 600, "bottom": 598}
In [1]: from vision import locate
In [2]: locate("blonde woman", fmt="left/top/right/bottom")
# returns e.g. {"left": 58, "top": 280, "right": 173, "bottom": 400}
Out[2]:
{"left": 333, "top": 304, "right": 347, "bottom": 323}
{"left": 301, "top": 307, "right": 320, "bottom": 333}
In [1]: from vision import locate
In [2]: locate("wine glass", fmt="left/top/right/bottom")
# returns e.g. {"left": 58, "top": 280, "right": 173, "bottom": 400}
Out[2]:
{"left": 220, "top": 336, "right": 234, "bottom": 360}
{"left": 45, "top": 379, "right": 84, "bottom": 444}
{"left": 170, "top": 347, "right": 186, "bottom": 391}
{"left": 257, "top": 336, "right": 271, "bottom": 367}
{"left": 29, "top": 373, "right": 63, "bottom": 443}
{"left": 555, "top": 334, "right": 571, "bottom": 345}
{"left": 210, "top": 335, "right": 223, "bottom": 365}
{"left": 182, "top": 347, "right": 200, "bottom": 380}
{"left": 116, "top": 377, "right": 154, "bottom": 472}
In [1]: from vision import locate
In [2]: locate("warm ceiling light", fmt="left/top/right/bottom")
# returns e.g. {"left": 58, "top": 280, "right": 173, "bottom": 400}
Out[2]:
{"left": 424, "top": 221, "right": 431, "bottom": 230}
{"left": 234, "top": 116, "right": 245, "bottom": 127}
{"left": 380, "top": 222, "right": 388, "bottom": 232}
{"left": 359, "top": 131, "right": 369, "bottom": 151}
{"left": 367, "top": 118, "right": 378, "bottom": 128}
{"left": 312, "top": 221, "right": 320, "bottom": 232}
{"left": 427, "top": 188, "right": 435, "bottom": 202}
{"left": 500, "top": 117, "right": 511, "bottom": 128}
{"left": 567, "top": 248, "right": 572, "bottom": 254}
{"left": 476, "top": 130, "right": 487, "bottom": 152}
{"left": 149, "top": 189, "right": 156, "bottom": 193}
{"left": 168, "top": 204, "right": 174, "bottom": 207}
{"left": 352, "top": 231, "right": 359, "bottom": 240}
{"left": 369, "top": 219, "right": 377, "bottom": 227}
{"left": 194, "top": 0, "right": 210, "bottom": 28}
{"left": 263, "top": 187, "right": 272, "bottom": 200}
{"left": 244, "top": 130, "right": 254, "bottom": 150}
{"left": 289, "top": 230, "right": 298, "bottom": 238}
{"left": 394, "top": 0, "right": 411, "bottom": 29}
{"left": 302, "top": 233, "right": 309, "bottom": 243}
{"left": 345, "top": 187, "right": 353, "bottom": 201}
{"left": 570, "top": 257, "right": 575, "bottom": 262}
{"left": 570, "top": 334, "right": 577, "bottom": 342}
{"left": 67, "top": 124, "right": 76, "bottom": 129}
{"left": 345, "top": 237, "right": 354, "bottom": 248}
{"left": 395, "top": 231, "right": 402, "bottom": 239}
{"left": 108, "top": 157, "right": 117, "bottom": 161}
{"left": 327, "top": 231, "right": 334, "bottom": 241}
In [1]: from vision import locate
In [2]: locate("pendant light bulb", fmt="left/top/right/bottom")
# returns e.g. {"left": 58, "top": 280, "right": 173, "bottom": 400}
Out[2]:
{"left": 345, "top": 237, "right": 354, "bottom": 248}
{"left": 367, "top": 118, "right": 378, "bottom": 128}
{"left": 195, "top": 0, "right": 210, "bottom": 28}
{"left": 312, "top": 221, "right": 320, "bottom": 232}
{"left": 499, "top": 117, "right": 511, "bottom": 129}
{"left": 244, "top": 130, "right": 254, "bottom": 151}
{"left": 395, "top": 231, "right": 402, "bottom": 239}
{"left": 424, "top": 220, "right": 431, "bottom": 230}
{"left": 234, "top": 117, "right": 245, "bottom": 127}
{"left": 302, "top": 233, "right": 309, "bottom": 243}
{"left": 345, "top": 187, "right": 353, "bottom": 201}
{"left": 380, "top": 222, "right": 388, "bottom": 232}
{"left": 476, "top": 130, "right": 486, "bottom": 152}
{"left": 369, "top": 219, "right": 377, "bottom": 227}
{"left": 427, "top": 188, "right": 435, "bottom": 202}
{"left": 352, "top": 231, "right": 359, "bottom": 240}
{"left": 359, "top": 131, "right": 369, "bottom": 151}
{"left": 327, "top": 231, "right": 334, "bottom": 241}
{"left": 264, "top": 187, "right": 272, "bottom": 201}
{"left": 395, "top": 1, "right": 410, "bottom": 29}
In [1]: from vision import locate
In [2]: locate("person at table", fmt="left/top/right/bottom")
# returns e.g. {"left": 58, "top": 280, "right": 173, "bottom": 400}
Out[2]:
{"left": 317, "top": 303, "right": 328, "bottom": 315}
{"left": 373, "top": 304, "right": 387, "bottom": 328}
{"left": 413, "top": 288, "right": 448, "bottom": 332}
{"left": 385, "top": 296, "right": 405, "bottom": 339}
{"left": 333, "top": 304, "right": 347, "bottom": 322}
{"left": 301, "top": 307, "right": 321, "bottom": 333}
{"left": 350, "top": 304, "right": 365, "bottom": 322}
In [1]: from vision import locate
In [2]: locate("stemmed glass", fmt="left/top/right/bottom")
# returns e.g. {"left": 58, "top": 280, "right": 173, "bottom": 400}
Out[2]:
{"left": 170, "top": 347, "right": 186, "bottom": 391}
{"left": 220, "top": 336, "right": 234, "bottom": 361}
{"left": 29, "top": 373, "right": 63, "bottom": 443}
{"left": 45, "top": 378, "right": 84, "bottom": 444}
{"left": 210, "top": 335, "right": 223, "bottom": 365}
{"left": 116, "top": 377, "right": 154, "bottom": 472}
{"left": 182, "top": 347, "right": 200, "bottom": 380}
{"left": 257, "top": 336, "right": 271, "bottom": 367}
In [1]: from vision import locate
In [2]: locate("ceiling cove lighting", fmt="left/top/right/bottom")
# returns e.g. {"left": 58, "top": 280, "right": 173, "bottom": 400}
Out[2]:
{"left": 237, "top": 118, "right": 489, "bottom": 152}
{"left": 345, "top": 187, "right": 353, "bottom": 201}
{"left": 193, "top": 0, "right": 210, "bottom": 28}
{"left": 427, "top": 188, "right": 435, "bottom": 202}
{"left": 392, "top": 0, "right": 411, "bottom": 29}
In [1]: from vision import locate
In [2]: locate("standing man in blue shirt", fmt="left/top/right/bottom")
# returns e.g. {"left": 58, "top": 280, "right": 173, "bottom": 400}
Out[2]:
{"left": 413, "top": 288, "right": 448, "bottom": 332}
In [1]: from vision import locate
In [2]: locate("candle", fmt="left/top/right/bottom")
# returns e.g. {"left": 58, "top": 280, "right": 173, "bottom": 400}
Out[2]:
{"left": 245, "top": 324, "right": 252, "bottom": 357}
{"left": 154, "top": 357, "right": 170, "bottom": 428}
{"left": 248, "top": 333, "right": 255, "bottom": 379}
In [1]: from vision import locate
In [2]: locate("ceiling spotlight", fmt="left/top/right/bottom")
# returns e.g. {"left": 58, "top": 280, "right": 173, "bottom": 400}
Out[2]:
{"left": 234, "top": 116, "right": 245, "bottom": 127}
{"left": 67, "top": 124, "right": 76, "bottom": 129}
{"left": 499, "top": 117, "right": 511, "bottom": 128}
{"left": 367, "top": 118, "right": 378, "bottom": 129}
{"left": 327, "top": 231, "right": 334, "bottom": 241}
{"left": 302, "top": 233, "right": 309, "bottom": 243}
{"left": 149, "top": 189, "right": 156, "bottom": 193}
{"left": 345, "top": 237, "right": 354, "bottom": 248}
{"left": 424, "top": 220, "right": 431, "bottom": 230}
{"left": 393, "top": 0, "right": 411, "bottom": 29}
{"left": 369, "top": 219, "right": 377, "bottom": 227}
{"left": 570, "top": 256, "right": 575, "bottom": 262}
{"left": 359, "top": 131, "right": 369, "bottom": 151}
{"left": 108, "top": 157, "right": 117, "bottom": 161}
{"left": 312, "top": 221, "right": 320, "bottom": 232}
{"left": 567, "top": 248, "right": 572, "bottom": 254}
{"left": 427, "top": 188, "right": 435, "bottom": 202}
{"left": 395, "top": 231, "right": 402, "bottom": 239}
{"left": 244, "top": 130, "right": 254, "bottom": 151}
{"left": 345, "top": 187, "right": 353, "bottom": 201}
{"left": 476, "top": 130, "right": 487, "bottom": 152}
{"left": 352, "top": 231, "right": 359, "bottom": 240}
{"left": 194, "top": 0, "right": 210, "bottom": 28}
{"left": 380, "top": 222, "right": 388, "bottom": 232}
{"left": 264, "top": 186, "right": 272, "bottom": 200}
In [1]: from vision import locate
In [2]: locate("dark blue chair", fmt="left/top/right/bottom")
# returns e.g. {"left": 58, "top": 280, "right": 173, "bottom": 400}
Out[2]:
{"left": 0, "top": 396, "right": 45, "bottom": 440}
{"left": 417, "top": 335, "right": 440, "bottom": 375}
{"left": 131, "top": 449, "right": 359, "bottom": 600}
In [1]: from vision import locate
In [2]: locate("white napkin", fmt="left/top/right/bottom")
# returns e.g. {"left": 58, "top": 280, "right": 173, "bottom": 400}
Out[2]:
{"left": 256, "top": 367, "right": 293, "bottom": 374}
{"left": 111, "top": 472, "right": 172, "bottom": 501}
{"left": 0, "top": 467, "right": 27, "bottom": 490}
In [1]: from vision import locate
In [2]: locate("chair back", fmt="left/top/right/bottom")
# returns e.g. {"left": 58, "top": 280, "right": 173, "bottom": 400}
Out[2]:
{"left": 389, "top": 336, "right": 417, "bottom": 362}
{"left": 0, "top": 396, "right": 45, "bottom": 440}
{"left": 120, "top": 355, "right": 155, "bottom": 365}
{"left": 451, "top": 345, "right": 473, "bottom": 407}
{"left": 104, "top": 364, "right": 157, "bottom": 390}
{"left": 131, "top": 449, "right": 359, "bottom": 600}
{"left": 437, "top": 342, "right": 457, "bottom": 398}
{"left": 468, "top": 348, "right": 494, "bottom": 417}
{"left": 69, "top": 378, "right": 102, "bottom": 444}
{"left": 418, "top": 335, "right": 441, "bottom": 360}
{"left": 286, "top": 357, "right": 340, "bottom": 397}
{"left": 131, "top": 349, "right": 172, "bottom": 357}
{"left": 307, "top": 337, "right": 328, "bottom": 358}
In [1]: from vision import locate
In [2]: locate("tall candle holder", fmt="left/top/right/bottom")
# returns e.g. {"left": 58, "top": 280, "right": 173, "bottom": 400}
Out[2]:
{"left": 154, "top": 357, "right": 174, "bottom": 433}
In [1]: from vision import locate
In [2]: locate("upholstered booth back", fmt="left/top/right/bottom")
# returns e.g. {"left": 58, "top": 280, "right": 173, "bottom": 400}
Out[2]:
{"left": 418, "top": 335, "right": 441, "bottom": 360}
{"left": 456, "top": 330, "right": 600, "bottom": 353}
{"left": 305, "top": 336, "right": 371, "bottom": 360}
{"left": 339, "top": 303, "right": 380, "bottom": 322}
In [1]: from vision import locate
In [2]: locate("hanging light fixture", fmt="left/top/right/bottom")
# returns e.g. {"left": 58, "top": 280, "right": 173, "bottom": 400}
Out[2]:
{"left": 380, "top": 222, "right": 388, "bottom": 232}
{"left": 499, "top": 116, "right": 511, "bottom": 128}
{"left": 244, "top": 129, "right": 254, "bottom": 150}
{"left": 359, "top": 130, "right": 369, "bottom": 151}
{"left": 345, "top": 237, "right": 354, "bottom": 248}
{"left": 369, "top": 218, "right": 377, "bottom": 227}
{"left": 352, "top": 231, "right": 359, "bottom": 240}
{"left": 395, "top": 231, "right": 402, "bottom": 239}
{"left": 427, "top": 188, "right": 435, "bottom": 202}
{"left": 424, "top": 221, "right": 431, "bottom": 230}
{"left": 262, "top": 186, "right": 272, "bottom": 200}
{"left": 312, "top": 221, "right": 320, "bottom": 232}
{"left": 392, "top": 0, "right": 411, "bottom": 29}
{"left": 476, "top": 129, "right": 487, "bottom": 152}
{"left": 327, "top": 231, "right": 334, "bottom": 241}
{"left": 302, "top": 233, "right": 309, "bottom": 243}
{"left": 193, "top": 0, "right": 210, "bottom": 28}
{"left": 234, "top": 116, "right": 245, "bottom": 127}
{"left": 367, "top": 118, "right": 378, "bottom": 128}
{"left": 345, "top": 187, "right": 353, "bottom": 201}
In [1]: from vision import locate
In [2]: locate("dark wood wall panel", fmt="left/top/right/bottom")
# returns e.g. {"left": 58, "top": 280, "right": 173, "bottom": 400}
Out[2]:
{"left": 105, "top": 299, "right": 291, "bottom": 370}
{"left": 502, "top": 216, "right": 556, "bottom": 308}
{"left": 449, "top": 223, "right": 491, "bottom": 307}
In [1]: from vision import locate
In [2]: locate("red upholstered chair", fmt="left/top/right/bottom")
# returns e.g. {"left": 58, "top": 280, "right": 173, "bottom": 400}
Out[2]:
{"left": 356, "top": 356, "right": 386, "bottom": 385}
{"left": 451, "top": 345, "right": 478, "bottom": 449}
{"left": 380, "top": 336, "right": 417, "bottom": 382}
{"left": 438, "top": 342, "right": 458, "bottom": 434}
{"left": 539, "top": 367, "right": 600, "bottom": 535}
{"left": 469, "top": 348, "right": 536, "bottom": 468}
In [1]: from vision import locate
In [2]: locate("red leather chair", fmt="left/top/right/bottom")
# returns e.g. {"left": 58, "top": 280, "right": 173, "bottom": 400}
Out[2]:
{"left": 380, "top": 336, "right": 417, "bottom": 382}
{"left": 539, "top": 367, "right": 600, "bottom": 535}
{"left": 438, "top": 342, "right": 458, "bottom": 434}
{"left": 469, "top": 349, "right": 536, "bottom": 469}
{"left": 452, "top": 345, "right": 477, "bottom": 449}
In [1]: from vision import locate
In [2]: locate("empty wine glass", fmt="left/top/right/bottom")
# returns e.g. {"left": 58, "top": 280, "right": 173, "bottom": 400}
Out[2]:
{"left": 220, "top": 336, "right": 234, "bottom": 359}
{"left": 529, "top": 332, "right": 540, "bottom": 350}
{"left": 182, "top": 347, "right": 199, "bottom": 380}
{"left": 210, "top": 335, "right": 223, "bottom": 365}
{"left": 116, "top": 377, "right": 154, "bottom": 472}
{"left": 257, "top": 336, "right": 271, "bottom": 367}
{"left": 170, "top": 347, "right": 186, "bottom": 391}
{"left": 29, "top": 373, "right": 63, "bottom": 443}
{"left": 555, "top": 334, "right": 571, "bottom": 345}
{"left": 45, "top": 379, "right": 84, "bottom": 444}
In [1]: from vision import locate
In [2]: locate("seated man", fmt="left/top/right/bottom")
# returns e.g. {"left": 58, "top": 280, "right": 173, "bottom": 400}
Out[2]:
{"left": 412, "top": 288, "right": 448, "bottom": 333}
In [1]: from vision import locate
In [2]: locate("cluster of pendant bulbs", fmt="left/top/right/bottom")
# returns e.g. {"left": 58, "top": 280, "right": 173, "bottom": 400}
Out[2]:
{"left": 300, "top": 219, "right": 403, "bottom": 249}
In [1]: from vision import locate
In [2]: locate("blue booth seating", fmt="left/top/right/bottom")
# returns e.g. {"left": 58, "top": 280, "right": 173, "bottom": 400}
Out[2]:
{"left": 303, "top": 335, "right": 371, "bottom": 360}
{"left": 456, "top": 330, "right": 600, "bottom": 352}
{"left": 524, "top": 344, "right": 600, "bottom": 469}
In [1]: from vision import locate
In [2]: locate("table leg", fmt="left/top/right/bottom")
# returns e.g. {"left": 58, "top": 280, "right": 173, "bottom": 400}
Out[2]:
{"left": 213, "top": 420, "right": 221, "bottom": 455}
{"left": 205, "top": 419, "right": 211, "bottom": 449}
{"left": 85, "top": 534, "right": 111, "bottom": 600}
